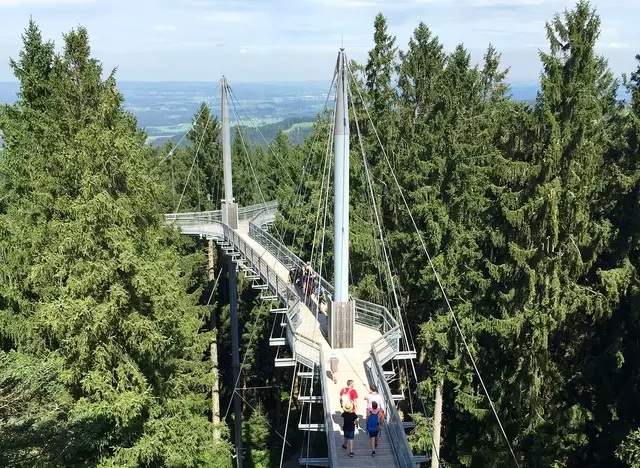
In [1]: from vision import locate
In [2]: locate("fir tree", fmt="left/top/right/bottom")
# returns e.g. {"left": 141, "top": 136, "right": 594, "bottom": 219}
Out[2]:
{"left": 0, "top": 22, "right": 231, "bottom": 466}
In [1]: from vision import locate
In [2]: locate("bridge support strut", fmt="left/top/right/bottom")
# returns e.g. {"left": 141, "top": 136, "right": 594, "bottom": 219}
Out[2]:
{"left": 228, "top": 255, "right": 243, "bottom": 467}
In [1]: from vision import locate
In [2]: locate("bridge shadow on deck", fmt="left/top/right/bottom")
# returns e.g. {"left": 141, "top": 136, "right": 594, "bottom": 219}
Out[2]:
{"left": 294, "top": 287, "right": 329, "bottom": 339}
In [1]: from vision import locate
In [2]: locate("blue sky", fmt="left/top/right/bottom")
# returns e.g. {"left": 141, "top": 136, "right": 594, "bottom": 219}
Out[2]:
{"left": 0, "top": 0, "right": 637, "bottom": 83}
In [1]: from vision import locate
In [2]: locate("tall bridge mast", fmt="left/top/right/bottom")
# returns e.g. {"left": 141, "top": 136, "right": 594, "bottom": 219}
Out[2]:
{"left": 220, "top": 75, "right": 242, "bottom": 467}
{"left": 328, "top": 49, "right": 355, "bottom": 349}
{"left": 221, "top": 76, "right": 238, "bottom": 229}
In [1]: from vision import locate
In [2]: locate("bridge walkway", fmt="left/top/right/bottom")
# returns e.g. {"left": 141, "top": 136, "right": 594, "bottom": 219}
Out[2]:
{"left": 235, "top": 220, "right": 398, "bottom": 466}
{"left": 165, "top": 204, "right": 427, "bottom": 467}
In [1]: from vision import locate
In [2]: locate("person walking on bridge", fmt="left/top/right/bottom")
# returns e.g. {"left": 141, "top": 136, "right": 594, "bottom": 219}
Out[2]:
{"left": 367, "top": 401, "right": 383, "bottom": 457}
{"left": 365, "top": 384, "right": 384, "bottom": 412}
{"left": 341, "top": 401, "right": 357, "bottom": 457}
{"left": 365, "top": 385, "right": 385, "bottom": 451}
{"left": 339, "top": 380, "right": 358, "bottom": 413}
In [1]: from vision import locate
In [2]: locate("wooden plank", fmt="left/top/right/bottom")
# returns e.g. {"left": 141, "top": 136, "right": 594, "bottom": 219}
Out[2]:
{"left": 328, "top": 300, "right": 355, "bottom": 348}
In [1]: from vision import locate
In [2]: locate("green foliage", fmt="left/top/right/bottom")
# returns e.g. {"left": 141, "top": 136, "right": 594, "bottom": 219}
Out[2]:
{"left": 617, "top": 430, "right": 640, "bottom": 467}
{"left": 278, "top": 4, "right": 640, "bottom": 467}
{"left": 0, "top": 21, "right": 231, "bottom": 466}
{"left": 407, "top": 412, "right": 433, "bottom": 456}
{"left": 2, "top": 4, "right": 640, "bottom": 467}
{"left": 244, "top": 401, "right": 271, "bottom": 467}
{"left": 155, "top": 102, "right": 222, "bottom": 213}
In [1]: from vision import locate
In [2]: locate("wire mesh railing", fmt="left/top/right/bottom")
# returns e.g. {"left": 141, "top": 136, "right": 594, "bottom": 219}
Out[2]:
{"left": 370, "top": 345, "right": 417, "bottom": 468}
{"left": 164, "top": 201, "right": 278, "bottom": 226}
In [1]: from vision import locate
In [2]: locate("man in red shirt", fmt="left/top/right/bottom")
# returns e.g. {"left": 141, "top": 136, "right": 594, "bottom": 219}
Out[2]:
{"left": 339, "top": 379, "right": 358, "bottom": 412}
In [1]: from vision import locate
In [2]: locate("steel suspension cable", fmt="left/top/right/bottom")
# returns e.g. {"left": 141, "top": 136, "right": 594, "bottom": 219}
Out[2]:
{"left": 227, "top": 89, "right": 285, "bottom": 242}
{"left": 151, "top": 83, "right": 220, "bottom": 173}
{"left": 296, "top": 105, "right": 335, "bottom": 257}
{"left": 298, "top": 101, "right": 335, "bottom": 464}
{"left": 289, "top": 62, "right": 339, "bottom": 250}
{"left": 223, "top": 301, "right": 269, "bottom": 421}
{"left": 346, "top": 74, "right": 410, "bottom": 352}
{"left": 174, "top": 109, "right": 213, "bottom": 213}
{"left": 227, "top": 86, "right": 296, "bottom": 187}
{"left": 278, "top": 362, "right": 299, "bottom": 468}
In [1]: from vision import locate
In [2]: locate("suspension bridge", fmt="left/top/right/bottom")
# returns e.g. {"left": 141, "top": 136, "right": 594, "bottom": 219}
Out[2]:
{"left": 165, "top": 48, "right": 432, "bottom": 468}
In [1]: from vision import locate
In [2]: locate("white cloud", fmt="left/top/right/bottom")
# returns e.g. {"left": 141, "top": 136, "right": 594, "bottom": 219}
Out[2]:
{"left": 242, "top": 44, "right": 369, "bottom": 53}
{"left": 469, "top": 0, "right": 561, "bottom": 5}
{"left": 608, "top": 42, "right": 630, "bottom": 49}
{"left": 239, "top": 48, "right": 246, "bottom": 53}
{"left": 316, "top": 0, "right": 446, "bottom": 9}
{"left": 0, "top": 0, "right": 636, "bottom": 82}
{"left": 154, "top": 24, "right": 176, "bottom": 32}
{"left": 0, "top": 0, "right": 92, "bottom": 5}
{"left": 201, "top": 11, "right": 257, "bottom": 24}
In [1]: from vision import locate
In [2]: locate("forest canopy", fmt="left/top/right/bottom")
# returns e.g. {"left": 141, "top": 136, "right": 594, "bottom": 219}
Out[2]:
{"left": 1, "top": 1, "right": 639, "bottom": 467}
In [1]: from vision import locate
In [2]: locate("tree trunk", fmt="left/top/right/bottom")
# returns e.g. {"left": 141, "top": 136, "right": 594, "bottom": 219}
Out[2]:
{"left": 431, "top": 380, "right": 443, "bottom": 468}
{"left": 419, "top": 346, "right": 427, "bottom": 365}
{"left": 275, "top": 370, "right": 281, "bottom": 428}
{"left": 208, "top": 240, "right": 221, "bottom": 440}
{"left": 211, "top": 330, "right": 221, "bottom": 440}
{"left": 293, "top": 371, "right": 300, "bottom": 408}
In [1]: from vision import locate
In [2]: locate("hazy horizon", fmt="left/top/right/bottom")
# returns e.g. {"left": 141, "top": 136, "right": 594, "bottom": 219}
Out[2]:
{"left": 0, "top": 79, "right": 542, "bottom": 86}
{"left": 0, "top": 0, "right": 637, "bottom": 84}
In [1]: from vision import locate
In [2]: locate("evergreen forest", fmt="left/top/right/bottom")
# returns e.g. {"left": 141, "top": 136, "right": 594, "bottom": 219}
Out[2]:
{"left": 1, "top": 1, "right": 639, "bottom": 467}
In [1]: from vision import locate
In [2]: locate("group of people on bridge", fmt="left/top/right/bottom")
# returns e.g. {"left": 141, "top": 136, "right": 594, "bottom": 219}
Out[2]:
{"left": 288, "top": 262, "right": 327, "bottom": 306}
{"left": 289, "top": 264, "right": 385, "bottom": 458}
{"left": 340, "top": 381, "right": 386, "bottom": 458}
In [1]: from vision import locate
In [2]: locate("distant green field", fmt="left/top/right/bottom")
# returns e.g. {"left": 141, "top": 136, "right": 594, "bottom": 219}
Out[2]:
{"left": 284, "top": 121, "right": 314, "bottom": 133}
{"left": 146, "top": 135, "right": 165, "bottom": 142}
{"left": 146, "top": 115, "right": 316, "bottom": 147}
{"left": 239, "top": 117, "right": 283, "bottom": 126}
{"left": 146, "top": 123, "right": 192, "bottom": 135}
{"left": 145, "top": 118, "right": 284, "bottom": 141}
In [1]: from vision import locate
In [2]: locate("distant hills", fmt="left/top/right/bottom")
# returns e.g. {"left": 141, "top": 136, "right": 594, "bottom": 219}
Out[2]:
{"left": 151, "top": 115, "right": 317, "bottom": 149}
{"left": 0, "top": 81, "right": 630, "bottom": 150}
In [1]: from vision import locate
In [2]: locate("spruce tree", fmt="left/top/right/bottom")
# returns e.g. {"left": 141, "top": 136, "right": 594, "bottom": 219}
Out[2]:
{"left": 482, "top": 2, "right": 629, "bottom": 465}
{"left": 0, "top": 21, "right": 231, "bottom": 466}
{"left": 186, "top": 102, "right": 223, "bottom": 211}
{"left": 606, "top": 53, "right": 640, "bottom": 468}
{"left": 364, "top": 12, "right": 398, "bottom": 161}
{"left": 232, "top": 126, "right": 261, "bottom": 206}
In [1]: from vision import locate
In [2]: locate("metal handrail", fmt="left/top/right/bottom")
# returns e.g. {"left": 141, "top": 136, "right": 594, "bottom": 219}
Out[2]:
{"left": 247, "top": 206, "right": 415, "bottom": 466}
{"left": 238, "top": 200, "right": 279, "bottom": 221}
{"left": 216, "top": 217, "right": 337, "bottom": 464}
{"left": 247, "top": 205, "right": 420, "bottom": 465}
{"left": 163, "top": 201, "right": 278, "bottom": 226}
{"left": 319, "top": 346, "right": 338, "bottom": 466}
{"left": 370, "top": 345, "right": 416, "bottom": 468}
